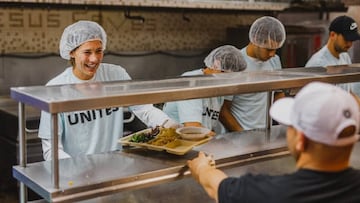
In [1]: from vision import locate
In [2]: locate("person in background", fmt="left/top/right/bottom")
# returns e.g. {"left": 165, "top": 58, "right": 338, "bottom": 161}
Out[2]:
{"left": 163, "top": 45, "right": 247, "bottom": 134}
{"left": 38, "top": 20, "right": 178, "bottom": 161}
{"left": 219, "top": 16, "right": 286, "bottom": 132}
{"left": 188, "top": 81, "right": 360, "bottom": 203}
{"left": 305, "top": 15, "right": 360, "bottom": 92}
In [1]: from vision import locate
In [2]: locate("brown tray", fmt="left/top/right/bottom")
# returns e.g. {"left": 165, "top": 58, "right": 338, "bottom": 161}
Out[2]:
{"left": 119, "top": 128, "right": 212, "bottom": 155}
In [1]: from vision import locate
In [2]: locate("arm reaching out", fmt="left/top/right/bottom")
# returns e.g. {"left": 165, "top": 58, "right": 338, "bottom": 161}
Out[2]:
{"left": 187, "top": 152, "right": 227, "bottom": 202}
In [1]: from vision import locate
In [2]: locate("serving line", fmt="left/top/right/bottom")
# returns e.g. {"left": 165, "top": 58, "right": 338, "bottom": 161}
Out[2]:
{"left": 11, "top": 64, "right": 360, "bottom": 202}
{"left": 10, "top": 65, "right": 360, "bottom": 113}
{"left": 14, "top": 126, "right": 288, "bottom": 203}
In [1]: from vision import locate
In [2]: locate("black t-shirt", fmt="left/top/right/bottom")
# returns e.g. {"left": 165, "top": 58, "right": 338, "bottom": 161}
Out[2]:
{"left": 218, "top": 168, "right": 360, "bottom": 203}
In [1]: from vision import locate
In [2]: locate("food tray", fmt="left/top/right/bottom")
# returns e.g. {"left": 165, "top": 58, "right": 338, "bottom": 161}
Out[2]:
{"left": 119, "top": 128, "right": 212, "bottom": 155}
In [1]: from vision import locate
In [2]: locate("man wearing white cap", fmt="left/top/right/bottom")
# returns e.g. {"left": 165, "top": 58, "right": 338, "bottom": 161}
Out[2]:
{"left": 38, "top": 20, "right": 178, "bottom": 161}
{"left": 220, "top": 16, "right": 286, "bottom": 132}
{"left": 188, "top": 82, "right": 360, "bottom": 203}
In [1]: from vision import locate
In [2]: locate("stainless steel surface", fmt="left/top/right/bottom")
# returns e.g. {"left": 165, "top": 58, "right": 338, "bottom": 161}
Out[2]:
{"left": 14, "top": 126, "right": 287, "bottom": 203}
{"left": 24, "top": 140, "right": 360, "bottom": 203}
{"left": 0, "top": 0, "right": 290, "bottom": 11}
{"left": 83, "top": 141, "right": 360, "bottom": 203}
{"left": 10, "top": 65, "right": 360, "bottom": 113}
{"left": 51, "top": 114, "right": 59, "bottom": 189}
{"left": 12, "top": 65, "right": 360, "bottom": 202}
{"left": 19, "top": 102, "right": 27, "bottom": 203}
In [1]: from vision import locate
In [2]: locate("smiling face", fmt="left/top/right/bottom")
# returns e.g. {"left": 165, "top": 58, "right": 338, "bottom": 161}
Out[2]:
{"left": 70, "top": 40, "right": 104, "bottom": 80}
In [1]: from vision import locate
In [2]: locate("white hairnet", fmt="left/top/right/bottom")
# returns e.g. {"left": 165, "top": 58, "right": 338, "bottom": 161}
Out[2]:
{"left": 249, "top": 16, "right": 286, "bottom": 49}
{"left": 204, "top": 45, "right": 247, "bottom": 72}
{"left": 59, "top": 20, "right": 107, "bottom": 60}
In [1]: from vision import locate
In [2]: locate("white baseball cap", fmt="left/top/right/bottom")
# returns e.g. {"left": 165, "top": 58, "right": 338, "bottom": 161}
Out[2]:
{"left": 270, "top": 82, "right": 360, "bottom": 146}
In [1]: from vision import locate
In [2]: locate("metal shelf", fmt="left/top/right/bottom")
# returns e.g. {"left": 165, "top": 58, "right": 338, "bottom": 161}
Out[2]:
{"left": 13, "top": 126, "right": 289, "bottom": 203}
{"left": 11, "top": 64, "right": 360, "bottom": 202}
{"left": 0, "top": 0, "right": 290, "bottom": 11}
{"left": 11, "top": 65, "right": 360, "bottom": 113}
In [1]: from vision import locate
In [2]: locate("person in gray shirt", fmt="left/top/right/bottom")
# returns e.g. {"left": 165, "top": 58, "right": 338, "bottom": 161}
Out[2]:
{"left": 219, "top": 16, "right": 286, "bottom": 132}
{"left": 305, "top": 15, "right": 360, "bottom": 92}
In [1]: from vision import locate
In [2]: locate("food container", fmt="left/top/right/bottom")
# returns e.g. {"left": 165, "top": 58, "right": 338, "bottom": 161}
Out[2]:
{"left": 176, "top": 126, "right": 211, "bottom": 140}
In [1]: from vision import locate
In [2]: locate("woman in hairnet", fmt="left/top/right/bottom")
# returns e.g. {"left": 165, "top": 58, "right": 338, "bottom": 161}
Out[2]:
{"left": 220, "top": 16, "right": 286, "bottom": 132}
{"left": 38, "top": 20, "right": 178, "bottom": 161}
{"left": 163, "top": 45, "right": 247, "bottom": 134}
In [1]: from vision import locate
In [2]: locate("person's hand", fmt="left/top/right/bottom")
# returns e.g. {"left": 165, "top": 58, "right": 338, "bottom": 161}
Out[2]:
{"left": 163, "top": 119, "right": 181, "bottom": 129}
{"left": 208, "top": 131, "right": 216, "bottom": 137}
{"left": 187, "top": 152, "right": 215, "bottom": 182}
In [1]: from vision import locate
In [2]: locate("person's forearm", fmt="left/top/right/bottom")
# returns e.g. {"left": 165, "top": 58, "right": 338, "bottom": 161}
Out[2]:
{"left": 198, "top": 164, "right": 227, "bottom": 202}
{"left": 131, "top": 104, "right": 171, "bottom": 127}
{"left": 221, "top": 115, "right": 243, "bottom": 131}
{"left": 188, "top": 152, "right": 227, "bottom": 202}
{"left": 219, "top": 109, "right": 243, "bottom": 131}
{"left": 219, "top": 101, "right": 243, "bottom": 132}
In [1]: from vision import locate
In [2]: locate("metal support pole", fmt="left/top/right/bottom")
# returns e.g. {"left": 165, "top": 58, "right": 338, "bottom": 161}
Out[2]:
{"left": 51, "top": 113, "right": 59, "bottom": 189}
{"left": 265, "top": 91, "right": 274, "bottom": 142}
{"left": 18, "top": 102, "right": 28, "bottom": 203}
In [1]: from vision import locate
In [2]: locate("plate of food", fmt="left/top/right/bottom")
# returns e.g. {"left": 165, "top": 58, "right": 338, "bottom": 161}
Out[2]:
{"left": 119, "top": 126, "right": 212, "bottom": 155}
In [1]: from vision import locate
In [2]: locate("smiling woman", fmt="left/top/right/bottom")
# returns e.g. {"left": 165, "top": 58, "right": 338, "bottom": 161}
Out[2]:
{"left": 38, "top": 20, "right": 178, "bottom": 161}
{"left": 71, "top": 40, "right": 104, "bottom": 80}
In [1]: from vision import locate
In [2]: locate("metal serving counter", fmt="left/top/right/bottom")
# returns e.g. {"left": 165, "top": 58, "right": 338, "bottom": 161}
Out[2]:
{"left": 10, "top": 66, "right": 360, "bottom": 113}
{"left": 10, "top": 64, "right": 360, "bottom": 202}
{"left": 15, "top": 126, "right": 288, "bottom": 203}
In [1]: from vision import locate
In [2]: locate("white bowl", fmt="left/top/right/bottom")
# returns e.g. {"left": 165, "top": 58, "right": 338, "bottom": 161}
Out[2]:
{"left": 176, "top": 126, "right": 211, "bottom": 140}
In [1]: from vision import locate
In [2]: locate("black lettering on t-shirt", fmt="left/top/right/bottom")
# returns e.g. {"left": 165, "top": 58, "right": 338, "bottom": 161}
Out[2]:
{"left": 67, "top": 107, "right": 120, "bottom": 125}
{"left": 80, "top": 111, "right": 91, "bottom": 123}
{"left": 68, "top": 114, "right": 79, "bottom": 125}
{"left": 202, "top": 107, "right": 220, "bottom": 120}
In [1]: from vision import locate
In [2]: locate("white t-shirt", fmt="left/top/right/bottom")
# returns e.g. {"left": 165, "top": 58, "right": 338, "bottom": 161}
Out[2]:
{"left": 38, "top": 63, "right": 171, "bottom": 160}
{"left": 305, "top": 45, "right": 353, "bottom": 91}
{"left": 225, "top": 47, "right": 282, "bottom": 130}
{"left": 163, "top": 69, "right": 224, "bottom": 132}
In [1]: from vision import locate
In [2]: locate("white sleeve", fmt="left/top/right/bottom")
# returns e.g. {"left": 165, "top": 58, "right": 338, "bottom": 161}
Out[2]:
{"left": 224, "top": 95, "right": 234, "bottom": 101}
{"left": 130, "top": 104, "right": 178, "bottom": 128}
{"left": 41, "top": 139, "right": 71, "bottom": 161}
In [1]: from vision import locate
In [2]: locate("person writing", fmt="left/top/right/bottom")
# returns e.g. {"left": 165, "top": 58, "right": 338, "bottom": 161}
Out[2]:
{"left": 163, "top": 45, "right": 247, "bottom": 134}
{"left": 188, "top": 81, "right": 360, "bottom": 203}
{"left": 219, "top": 16, "right": 286, "bottom": 132}
{"left": 38, "top": 20, "right": 178, "bottom": 161}
{"left": 305, "top": 15, "right": 360, "bottom": 93}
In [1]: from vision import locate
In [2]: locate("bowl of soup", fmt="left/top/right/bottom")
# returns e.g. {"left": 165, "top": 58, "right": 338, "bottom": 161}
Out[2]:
{"left": 176, "top": 126, "right": 211, "bottom": 140}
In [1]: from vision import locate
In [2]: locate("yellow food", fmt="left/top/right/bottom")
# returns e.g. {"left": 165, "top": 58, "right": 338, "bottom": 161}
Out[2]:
{"left": 165, "top": 139, "right": 181, "bottom": 148}
{"left": 148, "top": 128, "right": 180, "bottom": 146}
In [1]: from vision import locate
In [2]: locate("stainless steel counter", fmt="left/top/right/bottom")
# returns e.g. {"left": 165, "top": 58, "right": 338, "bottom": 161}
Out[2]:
{"left": 11, "top": 65, "right": 360, "bottom": 202}
{"left": 10, "top": 65, "right": 360, "bottom": 113}
{"left": 16, "top": 126, "right": 288, "bottom": 203}
{"left": 0, "top": 0, "right": 290, "bottom": 11}
{"left": 20, "top": 126, "right": 360, "bottom": 203}
{"left": 75, "top": 139, "right": 360, "bottom": 203}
